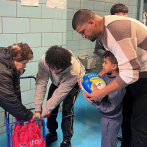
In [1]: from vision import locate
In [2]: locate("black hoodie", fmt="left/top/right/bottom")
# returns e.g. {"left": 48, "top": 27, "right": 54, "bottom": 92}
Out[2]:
{"left": 0, "top": 47, "right": 33, "bottom": 121}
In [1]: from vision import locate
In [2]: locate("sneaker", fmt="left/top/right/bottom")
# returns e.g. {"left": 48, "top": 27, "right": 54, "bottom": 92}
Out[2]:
{"left": 46, "top": 133, "right": 58, "bottom": 146}
{"left": 117, "top": 135, "right": 123, "bottom": 142}
{"left": 60, "top": 139, "right": 71, "bottom": 147}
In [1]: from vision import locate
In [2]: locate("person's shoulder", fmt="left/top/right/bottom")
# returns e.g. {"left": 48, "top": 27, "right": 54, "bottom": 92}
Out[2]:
{"left": 101, "top": 73, "right": 117, "bottom": 85}
{"left": 68, "top": 50, "right": 75, "bottom": 58}
{"left": 0, "top": 46, "right": 9, "bottom": 50}
{"left": 101, "top": 73, "right": 108, "bottom": 79}
{"left": 0, "top": 62, "right": 12, "bottom": 78}
{"left": 101, "top": 73, "right": 108, "bottom": 83}
{"left": 39, "top": 54, "right": 45, "bottom": 62}
{"left": 0, "top": 47, "right": 12, "bottom": 73}
{"left": 38, "top": 55, "right": 46, "bottom": 66}
{"left": 105, "top": 15, "right": 133, "bottom": 26}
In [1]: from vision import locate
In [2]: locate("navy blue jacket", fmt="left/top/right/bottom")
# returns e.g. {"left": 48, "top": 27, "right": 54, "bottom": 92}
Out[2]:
{"left": 93, "top": 73, "right": 126, "bottom": 119}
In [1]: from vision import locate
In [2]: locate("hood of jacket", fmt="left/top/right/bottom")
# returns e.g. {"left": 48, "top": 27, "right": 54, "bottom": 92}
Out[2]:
{"left": 0, "top": 46, "right": 13, "bottom": 70}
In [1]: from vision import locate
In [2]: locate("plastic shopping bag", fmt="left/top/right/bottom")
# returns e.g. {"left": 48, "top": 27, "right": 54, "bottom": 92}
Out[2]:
{"left": 12, "top": 118, "right": 45, "bottom": 147}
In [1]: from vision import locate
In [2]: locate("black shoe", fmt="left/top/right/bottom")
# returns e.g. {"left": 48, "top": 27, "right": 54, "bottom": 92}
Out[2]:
{"left": 46, "top": 133, "right": 58, "bottom": 146}
{"left": 60, "top": 139, "right": 71, "bottom": 147}
{"left": 117, "top": 135, "right": 123, "bottom": 141}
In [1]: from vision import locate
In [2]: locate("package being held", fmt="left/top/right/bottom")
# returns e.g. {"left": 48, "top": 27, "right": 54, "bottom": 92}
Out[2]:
{"left": 80, "top": 73, "right": 106, "bottom": 94}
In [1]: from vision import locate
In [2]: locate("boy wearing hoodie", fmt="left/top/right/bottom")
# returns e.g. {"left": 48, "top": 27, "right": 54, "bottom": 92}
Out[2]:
{"left": 85, "top": 51, "right": 126, "bottom": 147}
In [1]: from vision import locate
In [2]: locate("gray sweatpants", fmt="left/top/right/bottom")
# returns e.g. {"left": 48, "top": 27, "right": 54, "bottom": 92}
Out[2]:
{"left": 101, "top": 114, "right": 122, "bottom": 147}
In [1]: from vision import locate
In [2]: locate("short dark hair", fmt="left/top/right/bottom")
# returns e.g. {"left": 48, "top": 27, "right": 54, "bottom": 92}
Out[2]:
{"left": 72, "top": 9, "right": 95, "bottom": 30}
{"left": 110, "top": 3, "right": 128, "bottom": 15}
{"left": 10, "top": 42, "right": 33, "bottom": 62}
{"left": 45, "top": 46, "right": 72, "bottom": 70}
{"left": 103, "top": 51, "right": 118, "bottom": 65}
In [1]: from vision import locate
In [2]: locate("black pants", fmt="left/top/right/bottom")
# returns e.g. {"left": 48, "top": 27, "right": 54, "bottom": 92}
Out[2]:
{"left": 121, "top": 78, "right": 147, "bottom": 147}
{"left": 47, "top": 83, "right": 80, "bottom": 140}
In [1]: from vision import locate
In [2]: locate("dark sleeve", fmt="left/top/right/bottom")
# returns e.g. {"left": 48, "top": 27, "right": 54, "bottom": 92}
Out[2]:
{"left": 94, "top": 88, "right": 126, "bottom": 112}
{"left": 15, "top": 75, "right": 21, "bottom": 102}
{"left": 0, "top": 66, "right": 33, "bottom": 121}
{"left": 15, "top": 69, "right": 26, "bottom": 101}
{"left": 93, "top": 74, "right": 126, "bottom": 112}
{"left": 94, "top": 36, "right": 106, "bottom": 57}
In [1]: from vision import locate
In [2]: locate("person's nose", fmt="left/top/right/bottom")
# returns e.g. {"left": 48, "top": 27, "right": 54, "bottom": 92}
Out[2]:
{"left": 52, "top": 70, "right": 56, "bottom": 73}
{"left": 81, "top": 34, "right": 86, "bottom": 38}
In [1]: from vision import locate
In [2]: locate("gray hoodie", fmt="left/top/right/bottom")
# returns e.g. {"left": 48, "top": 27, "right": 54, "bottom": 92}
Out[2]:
{"left": 34, "top": 52, "right": 85, "bottom": 117}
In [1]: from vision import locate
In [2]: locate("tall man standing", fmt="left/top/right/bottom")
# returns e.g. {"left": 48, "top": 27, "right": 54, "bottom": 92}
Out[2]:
{"left": 93, "top": 3, "right": 128, "bottom": 145}
{"left": 72, "top": 9, "right": 147, "bottom": 147}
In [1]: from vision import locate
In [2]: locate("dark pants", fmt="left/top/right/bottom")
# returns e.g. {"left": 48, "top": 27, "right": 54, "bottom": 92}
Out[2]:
{"left": 121, "top": 78, "right": 147, "bottom": 147}
{"left": 47, "top": 83, "right": 80, "bottom": 140}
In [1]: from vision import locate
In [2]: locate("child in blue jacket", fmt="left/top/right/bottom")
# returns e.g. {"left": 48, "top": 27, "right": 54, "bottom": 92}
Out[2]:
{"left": 85, "top": 51, "right": 126, "bottom": 147}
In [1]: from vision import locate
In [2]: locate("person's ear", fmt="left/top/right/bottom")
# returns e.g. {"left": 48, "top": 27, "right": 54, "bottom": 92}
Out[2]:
{"left": 88, "top": 19, "right": 95, "bottom": 26}
{"left": 113, "top": 64, "right": 118, "bottom": 70}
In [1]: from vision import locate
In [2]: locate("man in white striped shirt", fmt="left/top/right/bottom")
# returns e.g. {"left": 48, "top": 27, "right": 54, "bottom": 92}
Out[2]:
{"left": 72, "top": 9, "right": 147, "bottom": 147}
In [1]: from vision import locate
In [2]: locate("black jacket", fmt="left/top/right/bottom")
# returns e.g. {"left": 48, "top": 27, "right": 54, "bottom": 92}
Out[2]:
{"left": 0, "top": 47, "right": 33, "bottom": 121}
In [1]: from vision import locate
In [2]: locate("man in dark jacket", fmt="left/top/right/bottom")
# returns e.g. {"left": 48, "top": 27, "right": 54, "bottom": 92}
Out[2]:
{"left": 0, "top": 42, "right": 33, "bottom": 121}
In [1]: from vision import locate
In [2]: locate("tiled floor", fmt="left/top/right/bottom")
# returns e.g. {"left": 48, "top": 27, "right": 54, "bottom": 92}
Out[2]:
{"left": 0, "top": 91, "right": 121, "bottom": 147}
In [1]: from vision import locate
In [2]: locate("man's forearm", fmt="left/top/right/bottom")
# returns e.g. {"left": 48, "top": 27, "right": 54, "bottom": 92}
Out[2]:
{"left": 99, "top": 79, "right": 120, "bottom": 100}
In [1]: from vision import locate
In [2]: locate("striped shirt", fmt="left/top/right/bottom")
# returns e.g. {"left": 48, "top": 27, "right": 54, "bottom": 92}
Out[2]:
{"left": 101, "top": 15, "right": 147, "bottom": 88}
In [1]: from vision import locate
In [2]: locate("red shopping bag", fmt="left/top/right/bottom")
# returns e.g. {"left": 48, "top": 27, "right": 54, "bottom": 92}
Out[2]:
{"left": 12, "top": 119, "right": 45, "bottom": 147}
